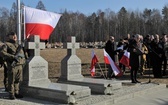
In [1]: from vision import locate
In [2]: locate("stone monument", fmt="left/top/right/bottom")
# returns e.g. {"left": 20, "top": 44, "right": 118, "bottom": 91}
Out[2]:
{"left": 59, "top": 36, "right": 83, "bottom": 80}
{"left": 58, "top": 36, "right": 123, "bottom": 95}
{"left": 21, "top": 35, "right": 91, "bottom": 104}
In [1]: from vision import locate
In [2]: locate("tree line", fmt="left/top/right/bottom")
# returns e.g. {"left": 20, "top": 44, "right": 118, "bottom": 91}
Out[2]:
{"left": 0, "top": 1, "right": 168, "bottom": 43}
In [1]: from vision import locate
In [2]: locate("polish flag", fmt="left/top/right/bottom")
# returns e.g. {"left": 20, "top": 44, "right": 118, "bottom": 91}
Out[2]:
{"left": 104, "top": 50, "right": 110, "bottom": 64}
{"left": 117, "top": 45, "right": 124, "bottom": 50}
{"left": 119, "top": 50, "right": 131, "bottom": 69}
{"left": 24, "top": 6, "right": 62, "bottom": 40}
{"left": 103, "top": 49, "right": 122, "bottom": 76}
{"left": 90, "top": 49, "right": 99, "bottom": 77}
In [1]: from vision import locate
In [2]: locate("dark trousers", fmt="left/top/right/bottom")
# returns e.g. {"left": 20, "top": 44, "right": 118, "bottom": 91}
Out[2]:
{"left": 130, "top": 68, "right": 138, "bottom": 82}
{"left": 107, "top": 65, "right": 114, "bottom": 78}
{"left": 3, "top": 65, "right": 8, "bottom": 90}
{"left": 162, "top": 57, "right": 167, "bottom": 75}
{"left": 152, "top": 63, "right": 162, "bottom": 78}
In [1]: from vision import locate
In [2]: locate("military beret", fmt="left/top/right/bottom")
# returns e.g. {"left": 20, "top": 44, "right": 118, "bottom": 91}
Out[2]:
{"left": 7, "top": 32, "right": 16, "bottom": 36}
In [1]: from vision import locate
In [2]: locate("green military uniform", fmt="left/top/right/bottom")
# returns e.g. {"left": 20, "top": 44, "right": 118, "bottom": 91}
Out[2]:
{"left": 0, "top": 42, "right": 8, "bottom": 91}
{"left": 1, "top": 39, "right": 25, "bottom": 99}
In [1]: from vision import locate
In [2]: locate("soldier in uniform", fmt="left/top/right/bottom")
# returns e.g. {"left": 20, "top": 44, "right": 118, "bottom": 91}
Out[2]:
{"left": 0, "top": 42, "right": 8, "bottom": 91}
{"left": 139, "top": 35, "right": 148, "bottom": 75}
{"left": 1, "top": 32, "right": 26, "bottom": 100}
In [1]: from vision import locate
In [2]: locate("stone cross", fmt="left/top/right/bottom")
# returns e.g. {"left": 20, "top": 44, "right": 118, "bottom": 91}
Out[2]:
{"left": 59, "top": 36, "right": 83, "bottom": 81}
{"left": 65, "top": 37, "right": 79, "bottom": 55}
{"left": 28, "top": 35, "right": 45, "bottom": 56}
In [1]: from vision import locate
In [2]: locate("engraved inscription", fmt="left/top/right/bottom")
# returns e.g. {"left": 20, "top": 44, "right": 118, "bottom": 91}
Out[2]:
{"left": 68, "top": 64, "right": 81, "bottom": 74}
{"left": 31, "top": 65, "right": 46, "bottom": 80}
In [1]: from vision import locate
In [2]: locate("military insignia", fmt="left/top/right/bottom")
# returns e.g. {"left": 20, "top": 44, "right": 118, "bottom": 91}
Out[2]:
{"left": 72, "top": 43, "right": 75, "bottom": 48}
{"left": 35, "top": 43, "right": 39, "bottom": 49}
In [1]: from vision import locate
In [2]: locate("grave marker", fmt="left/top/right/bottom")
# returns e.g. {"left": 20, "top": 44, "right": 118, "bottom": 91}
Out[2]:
{"left": 21, "top": 35, "right": 91, "bottom": 104}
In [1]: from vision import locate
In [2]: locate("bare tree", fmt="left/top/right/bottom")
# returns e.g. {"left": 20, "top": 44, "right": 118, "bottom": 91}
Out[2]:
{"left": 36, "top": 0, "right": 46, "bottom": 11}
{"left": 0, "top": 7, "right": 10, "bottom": 41}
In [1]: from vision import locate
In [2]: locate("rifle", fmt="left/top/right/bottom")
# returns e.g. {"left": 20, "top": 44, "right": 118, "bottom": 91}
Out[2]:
{"left": 11, "top": 45, "right": 25, "bottom": 67}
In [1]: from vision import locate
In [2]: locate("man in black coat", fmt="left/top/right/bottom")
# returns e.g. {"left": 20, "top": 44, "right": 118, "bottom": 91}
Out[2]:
{"left": 105, "top": 36, "right": 117, "bottom": 79}
{"left": 150, "top": 34, "right": 164, "bottom": 78}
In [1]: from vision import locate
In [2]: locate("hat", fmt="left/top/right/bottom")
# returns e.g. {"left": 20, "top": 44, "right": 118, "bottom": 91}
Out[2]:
{"left": 146, "top": 34, "right": 150, "bottom": 37}
{"left": 162, "top": 33, "right": 166, "bottom": 36}
{"left": 7, "top": 32, "right": 16, "bottom": 37}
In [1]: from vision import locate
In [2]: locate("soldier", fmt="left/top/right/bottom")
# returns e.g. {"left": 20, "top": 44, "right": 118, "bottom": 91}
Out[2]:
{"left": 0, "top": 42, "right": 8, "bottom": 91}
{"left": 1, "top": 32, "right": 26, "bottom": 100}
{"left": 139, "top": 35, "right": 148, "bottom": 75}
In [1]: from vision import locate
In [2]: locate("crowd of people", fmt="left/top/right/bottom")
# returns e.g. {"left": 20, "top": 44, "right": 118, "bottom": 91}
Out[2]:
{"left": 105, "top": 33, "right": 168, "bottom": 83}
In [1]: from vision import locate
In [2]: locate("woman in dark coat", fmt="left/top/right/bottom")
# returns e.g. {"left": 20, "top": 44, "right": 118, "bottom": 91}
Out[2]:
{"left": 128, "top": 34, "right": 142, "bottom": 83}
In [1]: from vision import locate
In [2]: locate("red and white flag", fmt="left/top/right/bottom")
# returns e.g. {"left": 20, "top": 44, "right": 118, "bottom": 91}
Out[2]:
{"left": 90, "top": 49, "right": 99, "bottom": 77}
{"left": 119, "top": 50, "right": 131, "bottom": 69}
{"left": 103, "top": 49, "right": 122, "bottom": 76}
{"left": 117, "top": 45, "right": 124, "bottom": 50}
{"left": 104, "top": 50, "right": 110, "bottom": 64}
{"left": 24, "top": 6, "right": 62, "bottom": 40}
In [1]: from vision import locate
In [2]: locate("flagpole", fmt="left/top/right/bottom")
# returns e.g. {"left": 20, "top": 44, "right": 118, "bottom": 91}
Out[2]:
{"left": 17, "top": 0, "right": 21, "bottom": 44}
{"left": 23, "top": 6, "right": 26, "bottom": 40}
{"left": 105, "top": 63, "right": 107, "bottom": 79}
{"left": 97, "top": 63, "right": 106, "bottom": 79}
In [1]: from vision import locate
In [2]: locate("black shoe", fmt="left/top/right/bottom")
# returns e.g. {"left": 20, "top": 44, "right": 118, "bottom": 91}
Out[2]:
{"left": 15, "top": 94, "right": 23, "bottom": 98}
{"left": 135, "top": 80, "right": 141, "bottom": 83}
{"left": 9, "top": 95, "right": 16, "bottom": 100}
{"left": 131, "top": 81, "right": 136, "bottom": 83}
{"left": 5, "top": 88, "right": 8, "bottom": 92}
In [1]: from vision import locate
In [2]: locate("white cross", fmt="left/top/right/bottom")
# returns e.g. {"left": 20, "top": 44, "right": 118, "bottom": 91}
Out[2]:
{"left": 28, "top": 35, "right": 45, "bottom": 56}
{"left": 65, "top": 37, "right": 79, "bottom": 55}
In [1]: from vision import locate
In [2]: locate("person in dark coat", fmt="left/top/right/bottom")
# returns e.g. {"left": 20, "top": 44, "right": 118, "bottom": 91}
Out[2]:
{"left": 160, "top": 34, "right": 167, "bottom": 76}
{"left": 150, "top": 34, "right": 164, "bottom": 78}
{"left": 128, "top": 34, "right": 142, "bottom": 83}
{"left": 105, "top": 36, "right": 117, "bottom": 79}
